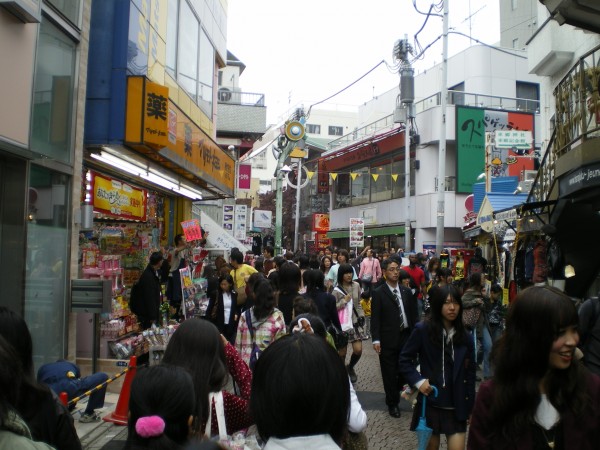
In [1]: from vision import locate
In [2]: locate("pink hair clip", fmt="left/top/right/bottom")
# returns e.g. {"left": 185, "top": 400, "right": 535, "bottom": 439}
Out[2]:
{"left": 136, "top": 415, "right": 165, "bottom": 438}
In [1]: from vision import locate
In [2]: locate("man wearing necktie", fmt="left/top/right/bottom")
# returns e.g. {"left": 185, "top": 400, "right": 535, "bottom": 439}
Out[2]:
{"left": 371, "top": 258, "right": 419, "bottom": 418}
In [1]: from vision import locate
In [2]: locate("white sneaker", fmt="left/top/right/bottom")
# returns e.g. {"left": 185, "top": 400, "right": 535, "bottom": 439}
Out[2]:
{"left": 79, "top": 412, "right": 100, "bottom": 423}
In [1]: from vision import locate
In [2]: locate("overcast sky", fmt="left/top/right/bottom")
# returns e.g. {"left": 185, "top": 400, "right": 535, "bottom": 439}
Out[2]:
{"left": 226, "top": 0, "right": 501, "bottom": 125}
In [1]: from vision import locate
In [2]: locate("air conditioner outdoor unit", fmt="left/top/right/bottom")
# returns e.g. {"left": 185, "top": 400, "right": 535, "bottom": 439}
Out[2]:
{"left": 218, "top": 87, "right": 241, "bottom": 103}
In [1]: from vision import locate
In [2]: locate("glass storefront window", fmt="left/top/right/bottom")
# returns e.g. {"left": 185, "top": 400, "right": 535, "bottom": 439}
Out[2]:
{"left": 178, "top": 1, "right": 198, "bottom": 99}
{"left": 198, "top": 29, "right": 214, "bottom": 117}
{"left": 25, "top": 165, "right": 70, "bottom": 369}
{"left": 351, "top": 167, "right": 370, "bottom": 206}
{"left": 392, "top": 158, "right": 406, "bottom": 199}
{"left": 31, "top": 17, "right": 76, "bottom": 164}
{"left": 47, "top": 0, "right": 81, "bottom": 26}
{"left": 166, "top": 0, "right": 178, "bottom": 77}
{"left": 334, "top": 173, "right": 350, "bottom": 209}
{"left": 370, "top": 160, "right": 392, "bottom": 202}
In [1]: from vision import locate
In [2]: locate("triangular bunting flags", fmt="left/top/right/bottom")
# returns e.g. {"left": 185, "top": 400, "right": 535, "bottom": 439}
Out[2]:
{"left": 330, "top": 173, "right": 338, "bottom": 181}
{"left": 306, "top": 170, "right": 315, "bottom": 180}
{"left": 350, "top": 173, "right": 359, "bottom": 181}
{"left": 392, "top": 174, "right": 398, "bottom": 182}
{"left": 371, "top": 174, "right": 379, "bottom": 182}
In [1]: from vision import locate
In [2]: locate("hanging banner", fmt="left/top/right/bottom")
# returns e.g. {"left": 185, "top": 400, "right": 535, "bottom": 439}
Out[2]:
{"left": 180, "top": 219, "right": 202, "bottom": 242}
{"left": 313, "top": 213, "right": 330, "bottom": 233}
{"left": 254, "top": 209, "right": 273, "bottom": 228}
{"left": 238, "top": 164, "right": 252, "bottom": 190}
{"left": 349, "top": 218, "right": 365, "bottom": 248}
{"left": 201, "top": 211, "right": 250, "bottom": 253}
{"left": 92, "top": 172, "right": 147, "bottom": 221}
{"left": 317, "top": 160, "right": 329, "bottom": 194}
{"left": 222, "top": 205, "right": 234, "bottom": 235}
{"left": 234, "top": 205, "right": 247, "bottom": 241}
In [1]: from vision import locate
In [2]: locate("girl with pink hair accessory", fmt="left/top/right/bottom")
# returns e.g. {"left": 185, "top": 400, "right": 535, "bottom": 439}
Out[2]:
{"left": 126, "top": 365, "right": 195, "bottom": 449}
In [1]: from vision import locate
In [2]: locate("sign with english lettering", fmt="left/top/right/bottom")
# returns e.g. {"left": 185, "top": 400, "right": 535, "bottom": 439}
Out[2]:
{"left": 238, "top": 164, "right": 252, "bottom": 190}
{"left": 560, "top": 162, "right": 600, "bottom": 196}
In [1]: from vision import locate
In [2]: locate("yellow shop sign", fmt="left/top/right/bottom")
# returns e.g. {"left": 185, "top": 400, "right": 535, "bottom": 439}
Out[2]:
{"left": 125, "top": 76, "right": 234, "bottom": 195}
{"left": 125, "top": 77, "right": 169, "bottom": 149}
{"left": 92, "top": 173, "right": 147, "bottom": 221}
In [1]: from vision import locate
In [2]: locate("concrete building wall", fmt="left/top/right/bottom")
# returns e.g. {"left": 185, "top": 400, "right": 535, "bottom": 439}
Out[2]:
{"left": 305, "top": 108, "right": 359, "bottom": 140}
{"left": 0, "top": 10, "right": 37, "bottom": 148}
{"left": 68, "top": 0, "right": 92, "bottom": 361}
{"left": 327, "top": 45, "right": 544, "bottom": 252}
{"left": 499, "top": 0, "right": 538, "bottom": 50}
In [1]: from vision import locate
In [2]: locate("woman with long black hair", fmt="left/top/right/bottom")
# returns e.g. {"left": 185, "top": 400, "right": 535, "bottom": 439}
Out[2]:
{"left": 468, "top": 286, "right": 600, "bottom": 449}
{"left": 162, "top": 318, "right": 252, "bottom": 438}
{"left": 399, "top": 285, "right": 476, "bottom": 450}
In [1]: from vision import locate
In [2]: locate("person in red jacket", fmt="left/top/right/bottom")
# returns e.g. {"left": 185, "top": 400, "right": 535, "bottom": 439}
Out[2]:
{"left": 468, "top": 286, "right": 600, "bottom": 449}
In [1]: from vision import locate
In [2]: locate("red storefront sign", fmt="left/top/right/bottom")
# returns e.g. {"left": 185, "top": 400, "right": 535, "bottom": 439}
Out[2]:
{"left": 319, "top": 128, "right": 405, "bottom": 172}
{"left": 238, "top": 164, "right": 252, "bottom": 190}
{"left": 313, "top": 213, "right": 330, "bottom": 232}
{"left": 317, "top": 159, "right": 329, "bottom": 194}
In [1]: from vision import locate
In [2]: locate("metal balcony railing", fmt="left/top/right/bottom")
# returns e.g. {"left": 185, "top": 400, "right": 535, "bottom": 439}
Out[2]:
{"left": 217, "top": 90, "right": 265, "bottom": 107}
{"left": 327, "top": 115, "right": 398, "bottom": 150}
{"left": 527, "top": 129, "right": 556, "bottom": 205}
{"left": 553, "top": 44, "right": 600, "bottom": 156}
{"left": 415, "top": 90, "right": 540, "bottom": 115}
{"left": 324, "top": 90, "right": 540, "bottom": 152}
{"left": 526, "top": 44, "right": 600, "bottom": 206}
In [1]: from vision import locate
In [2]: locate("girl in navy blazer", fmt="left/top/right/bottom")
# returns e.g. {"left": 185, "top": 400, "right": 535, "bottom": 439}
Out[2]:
{"left": 399, "top": 285, "right": 476, "bottom": 450}
{"left": 206, "top": 274, "right": 239, "bottom": 343}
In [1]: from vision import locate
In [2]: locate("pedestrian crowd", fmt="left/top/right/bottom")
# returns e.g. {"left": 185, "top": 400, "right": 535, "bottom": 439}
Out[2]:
{"left": 2, "top": 244, "right": 600, "bottom": 450}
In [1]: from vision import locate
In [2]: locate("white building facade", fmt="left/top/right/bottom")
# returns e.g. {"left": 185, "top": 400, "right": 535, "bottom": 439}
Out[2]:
{"left": 323, "top": 44, "right": 542, "bottom": 253}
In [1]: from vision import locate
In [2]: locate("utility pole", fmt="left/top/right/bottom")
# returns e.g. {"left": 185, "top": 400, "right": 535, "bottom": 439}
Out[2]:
{"left": 274, "top": 112, "right": 306, "bottom": 255}
{"left": 293, "top": 157, "right": 302, "bottom": 252}
{"left": 435, "top": 0, "right": 449, "bottom": 256}
{"left": 274, "top": 144, "right": 292, "bottom": 256}
{"left": 393, "top": 36, "right": 415, "bottom": 253}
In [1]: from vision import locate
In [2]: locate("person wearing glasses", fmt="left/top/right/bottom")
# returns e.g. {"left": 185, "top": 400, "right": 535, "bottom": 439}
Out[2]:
{"left": 371, "top": 258, "right": 419, "bottom": 418}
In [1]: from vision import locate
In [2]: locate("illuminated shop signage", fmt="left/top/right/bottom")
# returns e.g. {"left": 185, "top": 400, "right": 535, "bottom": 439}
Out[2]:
{"left": 92, "top": 173, "right": 147, "bottom": 221}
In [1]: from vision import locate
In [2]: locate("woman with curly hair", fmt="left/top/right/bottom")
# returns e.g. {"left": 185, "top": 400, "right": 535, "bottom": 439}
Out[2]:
{"left": 468, "top": 286, "right": 600, "bottom": 449}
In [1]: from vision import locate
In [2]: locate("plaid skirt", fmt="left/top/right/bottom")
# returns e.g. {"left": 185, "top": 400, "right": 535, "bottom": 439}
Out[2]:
{"left": 410, "top": 404, "right": 467, "bottom": 435}
{"left": 344, "top": 326, "right": 367, "bottom": 343}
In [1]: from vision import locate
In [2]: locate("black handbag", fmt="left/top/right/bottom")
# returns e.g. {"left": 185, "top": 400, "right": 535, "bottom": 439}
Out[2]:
{"left": 353, "top": 305, "right": 365, "bottom": 329}
{"left": 327, "top": 324, "right": 348, "bottom": 349}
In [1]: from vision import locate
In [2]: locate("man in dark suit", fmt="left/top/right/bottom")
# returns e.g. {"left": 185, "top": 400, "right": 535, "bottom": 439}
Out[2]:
{"left": 130, "top": 251, "right": 164, "bottom": 330}
{"left": 371, "top": 258, "right": 419, "bottom": 418}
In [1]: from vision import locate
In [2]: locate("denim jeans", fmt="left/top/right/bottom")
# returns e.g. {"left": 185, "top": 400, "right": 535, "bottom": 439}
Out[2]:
{"left": 481, "top": 326, "right": 493, "bottom": 378}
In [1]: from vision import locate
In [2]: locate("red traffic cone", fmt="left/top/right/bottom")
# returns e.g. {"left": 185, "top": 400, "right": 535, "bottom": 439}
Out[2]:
{"left": 59, "top": 392, "right": 69, "bottom": 407}
{"left": 103, "top": 355, "right": 137, "bottom": 426}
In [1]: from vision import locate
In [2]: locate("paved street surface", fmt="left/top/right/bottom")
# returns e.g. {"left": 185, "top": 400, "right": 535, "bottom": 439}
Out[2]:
{"left": 75, "top": 338, "right": 479, "bottom": 449}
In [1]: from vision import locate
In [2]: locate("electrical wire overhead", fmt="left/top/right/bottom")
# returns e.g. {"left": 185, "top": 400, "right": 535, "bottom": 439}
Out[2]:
{"left": 306, "top": 60, "right": 387, "bottom": 119}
